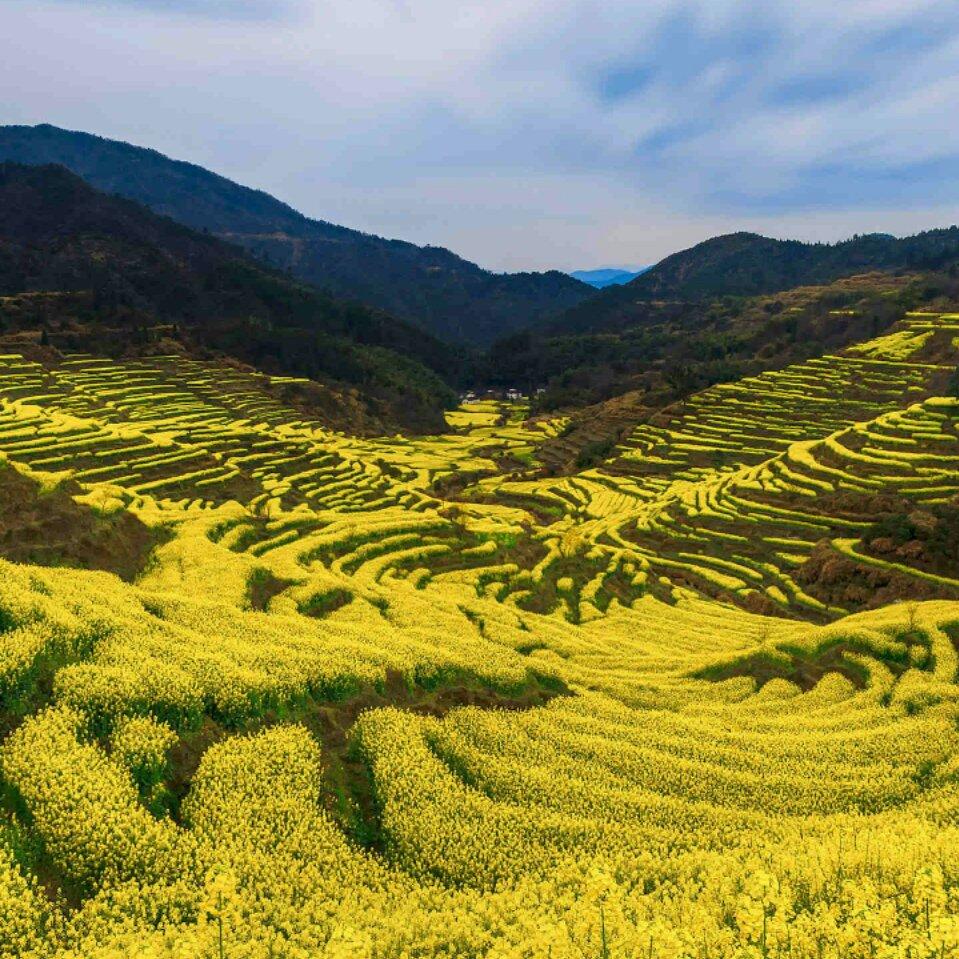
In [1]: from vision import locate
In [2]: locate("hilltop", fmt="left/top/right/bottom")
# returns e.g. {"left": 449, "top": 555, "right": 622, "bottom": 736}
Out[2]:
{"left": 0, "top": 124, "right": 592, "bottom": 346}
{"left": 478, "top": 222, "right": 959, "bottom": 424}
{"left": 0, "top": 162, "right": 459, "bottom": 433}
{"left": 485, "top": 270, "right": 949, "bottom": 414}
{"left": 554, "top": 228, "right": 959, "bottom": 332}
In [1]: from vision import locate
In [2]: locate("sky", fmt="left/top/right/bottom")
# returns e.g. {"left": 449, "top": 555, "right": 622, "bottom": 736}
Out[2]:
{"left": 4, "top": 0, "right": 959, "bottom": 272}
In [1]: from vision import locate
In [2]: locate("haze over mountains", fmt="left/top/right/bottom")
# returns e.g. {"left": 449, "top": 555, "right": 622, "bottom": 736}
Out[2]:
{"left": 568, "top": 268, "right": 649, "bottom": 288}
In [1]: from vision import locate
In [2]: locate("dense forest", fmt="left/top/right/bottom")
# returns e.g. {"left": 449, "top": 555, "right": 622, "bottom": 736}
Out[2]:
{"left": 484, "top": 228, "right": 959, "bottom": 412}
{"left": 553, "top": 228, "right": 959, "bottom": 332}
{"left": 482, "top": 272, "right": 951, "bottom": 411}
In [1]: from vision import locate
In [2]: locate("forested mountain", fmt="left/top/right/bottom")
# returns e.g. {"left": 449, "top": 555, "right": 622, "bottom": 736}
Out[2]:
{"left": 473, "top": 225, "right": 959, "bottom": 415}
{"left": 552, "top": 229, "right": 959, "bottom": 335}
{"left": 9, "top": 126, "right": 959, "bottom": 426}
{"left": 0, "top": 124, "right": 592, "bottom": 346}
{"left": 0, "top": 162, "right": 458, "bottom": 433}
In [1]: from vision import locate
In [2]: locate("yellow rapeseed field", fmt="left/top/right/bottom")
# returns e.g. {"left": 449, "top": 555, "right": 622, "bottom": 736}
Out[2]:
{"left": 1, "top": 314, "right": 959, "bottom": 957}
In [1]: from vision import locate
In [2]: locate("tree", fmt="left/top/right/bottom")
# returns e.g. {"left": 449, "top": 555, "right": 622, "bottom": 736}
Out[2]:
{"left": 948, "top": 364, "right": 959, "bottom": 399}
{"left": 664, "top": 363, "right": 696, "bottom": 396}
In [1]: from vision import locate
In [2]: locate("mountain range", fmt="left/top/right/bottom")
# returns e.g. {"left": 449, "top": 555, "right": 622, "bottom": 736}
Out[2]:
{"left": 0, "top": 124, "right": 591, "bottom": 348}
{"left": 0, "top": 162, "right": 457, "bottom": 433}
{"left": 5, "top": 123, "right": 959, "bottom": 440}
{"left": 554, "top": 229, "right": 959, "bottom": 335}
{"left": 568, "top": 268, "right": 648, "bottom": 288}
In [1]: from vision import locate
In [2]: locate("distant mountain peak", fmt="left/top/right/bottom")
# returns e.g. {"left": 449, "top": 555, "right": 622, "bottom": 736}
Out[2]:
{"left": 569, "top": 267, "right": 650, "bottom": 289}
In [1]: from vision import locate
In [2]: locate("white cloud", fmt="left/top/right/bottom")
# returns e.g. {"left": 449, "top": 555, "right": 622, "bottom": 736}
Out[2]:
{"left": 3, "top": 0, "right": 959, "bottom": 269}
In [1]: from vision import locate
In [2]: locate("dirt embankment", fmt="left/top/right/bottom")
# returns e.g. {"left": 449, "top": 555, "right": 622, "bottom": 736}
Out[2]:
{"left": 534, "top": 390, "right": 652, "bottom": 475}
{"left": 0, "top": 462, "right": 164, "bottom": 581}
{"left": 794, "top": 499, "right": 959, "bottom": 610}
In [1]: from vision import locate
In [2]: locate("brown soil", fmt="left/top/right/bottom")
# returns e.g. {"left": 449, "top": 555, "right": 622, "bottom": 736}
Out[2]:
{"left": 535, "top": 390, "right": 653, "bottom": 476}
{"left": 460, "top": 490, "right": 565, "bottom": 526}
{"left": 0, "top": 462, "right": 166, "bottom": 582}
{"left": 246, "top": 568, "right": 296, "bottom": 611}
{"left": 429, "top": 468, "right": 497, "bottom": 499}
{"left": 263, "top": 372, "right": 448, "bottom": 437}
{"left": 796, "top": 541, "right": 959, "bottom": 609}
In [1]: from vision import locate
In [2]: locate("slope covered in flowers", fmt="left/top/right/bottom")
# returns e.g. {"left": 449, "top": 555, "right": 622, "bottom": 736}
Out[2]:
{"left": 0, "top": 314, "right": 959, "bottom": 958}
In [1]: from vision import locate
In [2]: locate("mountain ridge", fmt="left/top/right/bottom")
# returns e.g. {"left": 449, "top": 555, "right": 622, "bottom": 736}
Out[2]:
{"left": 568, "top": 267, "right": 649, "bottom": 288}
{"left": 0, "top": 161, "right": 458, "bottom": 433}
{"left": 0, "top": 124, "right": 593, "bottom": 346}
{"left": 551, "top": 228, "right": 959, "bottom": 336}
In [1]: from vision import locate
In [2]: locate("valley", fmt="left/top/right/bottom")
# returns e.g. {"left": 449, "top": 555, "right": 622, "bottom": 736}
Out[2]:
{"left": 2, "top": 110, "right": 959, "bottom": 959}
{"left": 0, "top": 300, "right": 957, "bottom": 956}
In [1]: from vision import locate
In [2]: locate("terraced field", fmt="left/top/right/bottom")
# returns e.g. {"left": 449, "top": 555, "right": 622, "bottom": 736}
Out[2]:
{"left": 1, "top": 313, "right": 959, "bottom": 958}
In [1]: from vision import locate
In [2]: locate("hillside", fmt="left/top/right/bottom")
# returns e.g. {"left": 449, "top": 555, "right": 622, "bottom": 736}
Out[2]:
{"left": 0, "top": 162, "right": 459, "bottom": 433}
{"left": 448, "top": 311, "right": 959, "bottom": 620}
{"left": 485, "top": 269, "right": 958, "bottom": 418}
{"left": 553, "top": 228, "right": 959, "bottom": 334}
{"left": 0, "top": 456, "right": 163, "bottom": 580}
{"left": 478, "top": 226, "right": 959, "bottom": 418}
{"left": 0, "top": 124, "right": 593, "bottom": 346}
{"left": 0, "top": 309, "right": 958, "bottom": 955}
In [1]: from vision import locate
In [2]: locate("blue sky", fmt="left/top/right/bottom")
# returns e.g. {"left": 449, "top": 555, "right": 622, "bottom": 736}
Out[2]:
{"left": 4, "top": 0, "right": 959, "bottom": 270}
